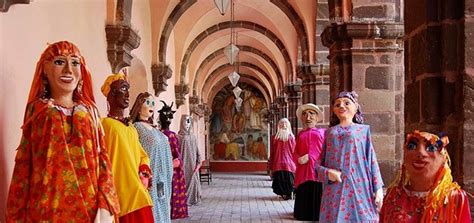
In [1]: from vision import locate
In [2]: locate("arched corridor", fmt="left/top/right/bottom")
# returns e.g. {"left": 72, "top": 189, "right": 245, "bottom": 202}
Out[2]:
{"left": 174, "top": 173, "right": 296, "bottom": 222}
{"left": 1, "top": 0, "right": 473, "bottom": 221}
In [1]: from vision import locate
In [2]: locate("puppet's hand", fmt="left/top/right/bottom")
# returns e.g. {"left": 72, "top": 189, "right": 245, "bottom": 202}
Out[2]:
{"left": 94, "top": 208, "right": 113, "bottom": 223}
{"left": 297, "top": 154, "right": 309, "bottom": 165}
{"left": 139, "top": 171, "right": 152, "bottom": 190}
{"left": 327, "top": 169, "right": 342, "bottom": 183}
{"left": 173, "top": 158, "right": 181, "bottom": 168}
{"left": 375, "top": 188, "right": 384, "bottom": 212}
{"left": 194, "top": 163, "right": 202, "bottom": 173}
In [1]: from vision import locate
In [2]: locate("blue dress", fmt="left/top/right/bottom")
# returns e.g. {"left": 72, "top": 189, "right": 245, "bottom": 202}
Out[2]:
{"left": 315, "top": 124, "right": 383, "bottom": 222}
{"left": 134, "top": 122, "right": 173, "bottom": 223}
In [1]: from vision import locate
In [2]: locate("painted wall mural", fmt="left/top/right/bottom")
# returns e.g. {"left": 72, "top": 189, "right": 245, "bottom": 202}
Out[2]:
{"left": 210, "top": 84, "right": 269, "bottom": 161}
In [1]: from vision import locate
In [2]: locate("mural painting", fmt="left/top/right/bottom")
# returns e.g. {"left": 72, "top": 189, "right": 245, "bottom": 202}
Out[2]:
{"left": 209, "top": 84, "right": 269, "bottom": 161}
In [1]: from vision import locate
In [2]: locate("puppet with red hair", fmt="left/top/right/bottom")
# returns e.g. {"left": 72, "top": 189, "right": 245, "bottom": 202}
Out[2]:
{"left": 6, "top": 41, "right": 120, "bottom": 222}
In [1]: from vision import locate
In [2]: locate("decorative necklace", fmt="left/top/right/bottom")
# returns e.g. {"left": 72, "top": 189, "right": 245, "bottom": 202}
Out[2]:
{"left": 107, "top": 114, "right": 129, "bottom": 125}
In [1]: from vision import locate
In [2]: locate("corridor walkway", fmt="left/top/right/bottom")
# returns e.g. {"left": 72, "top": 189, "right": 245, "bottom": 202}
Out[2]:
{"left": 174, "top": 172, "right": 300, "bottom": 223}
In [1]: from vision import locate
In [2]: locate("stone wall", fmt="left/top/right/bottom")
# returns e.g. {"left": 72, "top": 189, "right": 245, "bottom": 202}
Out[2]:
{"left": 404, "top": 0, "right": 473, "bottom": 214}
{"left": 323, "top": 0, "right": 404, "bottom": 185}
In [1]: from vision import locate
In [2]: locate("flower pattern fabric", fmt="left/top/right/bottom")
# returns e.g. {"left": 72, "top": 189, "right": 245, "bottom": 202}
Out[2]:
{"left": 315, "top": 124, "right": 383, "bottom": 222}
{"left": 162, "top": 129, "right": 188, "bottom": 219}
{"left": 6, "top": 100, "right": 120, "bottom": 222}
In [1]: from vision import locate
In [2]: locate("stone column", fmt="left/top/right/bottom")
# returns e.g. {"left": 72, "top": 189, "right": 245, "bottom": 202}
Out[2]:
{"left": 277, "top": 95, "right": 288, "bottom": 120}
{"left": 298, "top": 64, "right": 331, "bottom": 127}
{"left": 285, "top": 82, "right": 302, "bottom": 134}
{"left": 322, "top": 0, "right": 404, "bottom": 184}
{"left": 267, "top": 102, "right": 279, "bottom": 137}
{"left": 404, "top": 0, "right": 473, "bottom": 213}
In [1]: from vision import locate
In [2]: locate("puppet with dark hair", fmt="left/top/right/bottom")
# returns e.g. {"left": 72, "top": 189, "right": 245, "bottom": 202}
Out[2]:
{"left": 158, "top": 101, "right": 188, "bottom": 219}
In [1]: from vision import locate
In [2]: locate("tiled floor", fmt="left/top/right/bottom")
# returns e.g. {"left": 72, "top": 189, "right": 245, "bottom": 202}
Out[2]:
{"left": 173, "top": 172, "right": 304, "bottom": 223}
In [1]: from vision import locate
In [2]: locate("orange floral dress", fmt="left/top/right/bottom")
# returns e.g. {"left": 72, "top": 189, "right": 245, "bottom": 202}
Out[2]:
{"left": 6, "top": 99, "right": 120, "bottom": 222}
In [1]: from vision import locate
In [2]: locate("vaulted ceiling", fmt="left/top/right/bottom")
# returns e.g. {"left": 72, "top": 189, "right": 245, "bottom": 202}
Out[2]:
{"left": 111, "top": 0, "right": 317, "bottom": 106}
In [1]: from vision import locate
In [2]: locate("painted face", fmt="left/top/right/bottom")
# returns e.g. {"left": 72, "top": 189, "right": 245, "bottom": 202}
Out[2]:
{"left": 301, "top": 109, "right": 319, "bottom": 128}
{"left": 404, "top": 133, "right": 446, "bottom": 183}
{"left": 139, "top": 96, "right": 155, "bottom": 121}
{"left": 184, "top": 116, "right": 192, "bottom": 131}
{"left": 333, "top": 97, "right": 357, "bottom": 122}
{"left": 278, "top": 120, "right": 288, "bottom": 131}
{"left": 43, "top": 55, "right": 82, "bottom": 99}
{"left": 109, "top": 79, "right": 130, "bottom": 109}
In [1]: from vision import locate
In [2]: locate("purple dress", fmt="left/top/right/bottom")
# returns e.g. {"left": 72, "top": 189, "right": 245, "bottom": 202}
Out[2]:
{"left": 161, "top": 129, "right": 188, "bottom": 219}
{"left": 316, "top": 124, "right": 383, "bottom": 222}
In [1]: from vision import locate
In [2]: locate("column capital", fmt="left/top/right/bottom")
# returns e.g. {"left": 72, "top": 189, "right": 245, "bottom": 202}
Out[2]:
{"left": 285, "top": 82, "right": 302, "bottom": 96}
{"left": 0, "top": 0, "right": 30, "bottom": 12}
{"left": 321, "top": 22, "right": 404, "bottom": 48}
{"left": 175, "top": 83, "right": 189, "bottom": 108}
{"left": 151, "top": 63, "right": 173, "bottom": 97}
{"left": 297, "top": 64, "right": 330, "bottom": 81}
{"left": 105, "top": 24, "right": 141, "bottom": 73}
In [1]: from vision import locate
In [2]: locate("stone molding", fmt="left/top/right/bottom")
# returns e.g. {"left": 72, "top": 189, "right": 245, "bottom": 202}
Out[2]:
{"left": 321, "top": 22, "right": 404, "bottom": 48}
{"left": 175, "top": 83, "right": 189, "bottom": 108}
{"left": 151, "top": 63, "right": 172, "bottom": 97}
{"left": 0, "top": 0, "right": 29, "bottom": 12}
{"left": 105, "top": 24, "right": 141, "bottom": 73}
{"left": 297, "top": 64, "right": 330, "bottom": 81}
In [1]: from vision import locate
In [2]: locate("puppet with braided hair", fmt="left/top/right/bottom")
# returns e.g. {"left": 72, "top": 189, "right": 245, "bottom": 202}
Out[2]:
{"left": 380, "top": 131, "right": 471, "bottom": 222}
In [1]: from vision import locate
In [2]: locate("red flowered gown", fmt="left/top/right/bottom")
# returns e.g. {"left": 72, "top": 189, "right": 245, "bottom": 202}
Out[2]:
{"left": 162, "top": 129, "right": 188, "bottom": 219}
{"left": 6, "top": 100, "right": 120, "bottom": 222}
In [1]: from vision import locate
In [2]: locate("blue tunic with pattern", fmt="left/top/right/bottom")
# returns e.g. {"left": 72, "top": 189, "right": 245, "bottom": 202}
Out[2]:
{"left": 134, "top": 122, "right": 173, "bottom": 223}
{"left": 315, "top": 124, "right": 383, "bottom": 222}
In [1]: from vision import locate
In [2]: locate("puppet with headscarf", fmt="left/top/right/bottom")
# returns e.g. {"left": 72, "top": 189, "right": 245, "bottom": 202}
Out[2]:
{"left": 100, "top": 73, "right": 154, "bottom": 222}
{"left": 6, "top": 41, "right": 120, "bottom": 222}
{"left": 380, "top": 131, "right": 471, "bottom": 222}
{"left": 159, "top": 101, "right": 189, "bottom": 219}
{"left": 315, "top": 91, "right": 384, "bottom": 222}
{"left": 178, "top": 115, "right": 203, "bottom": 205}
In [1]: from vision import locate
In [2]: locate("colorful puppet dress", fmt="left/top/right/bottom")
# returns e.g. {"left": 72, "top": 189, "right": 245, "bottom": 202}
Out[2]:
{"left": 293, "top": 128, "right": 325, "bottom": 221}
{"left": 135, "top": 122, "right": 174, "bottom": 223}
{"left": 381, "top": 185, "right": 471, "bottom": 222}
{"left": 269, "top": 135, "right": 296, "bottom": 199}
{"left": 316, "top": 124, "right": 383, "bottom": 222}
{"left": 162, "top": 129, "right": 189, "bottom": 219}
{"left": 101, "top": 117, "right": 153, "bottom": 219}
{"left": 178, "top": 121, "right": 202, "bottom": 205}
{"left": 6, "top": 100, "right": 120, "bottom": 222}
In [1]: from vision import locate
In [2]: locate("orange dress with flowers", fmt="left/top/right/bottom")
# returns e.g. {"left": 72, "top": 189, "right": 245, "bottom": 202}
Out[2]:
{"left": 6, "top": 99, "right": 120, "bottom": 222}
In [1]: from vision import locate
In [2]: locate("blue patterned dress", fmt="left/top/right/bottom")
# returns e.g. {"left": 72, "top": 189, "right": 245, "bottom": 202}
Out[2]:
{"left": 315, "top": 124, "right": 383, "bottom": 222}
{"left": 134, "top": 122, "right": 173, "bottom": 223}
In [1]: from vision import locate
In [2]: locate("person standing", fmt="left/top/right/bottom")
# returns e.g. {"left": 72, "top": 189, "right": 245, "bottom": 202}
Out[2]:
{"left": 101, "top": 74, "right": 154, "bottom": 222}
{"left": 178, "top": 115, "right": 203, "bottom": 205}
{"left": 159, "top": 101, "right": 189, "bottom": 219}
{"left": 269, "top": 118, "right": 296, "bottom": 200}
{"left": 130, "top": 92, "right": 173, "bottom": 223}
{"left": 315, "top": 91, "right": 383, "bottom": 222}
{"left": 293, "top": 104, "right": 325, "bottom": 221}
{"left": 6, "top": 41, "right": 120, "bottom": 222}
